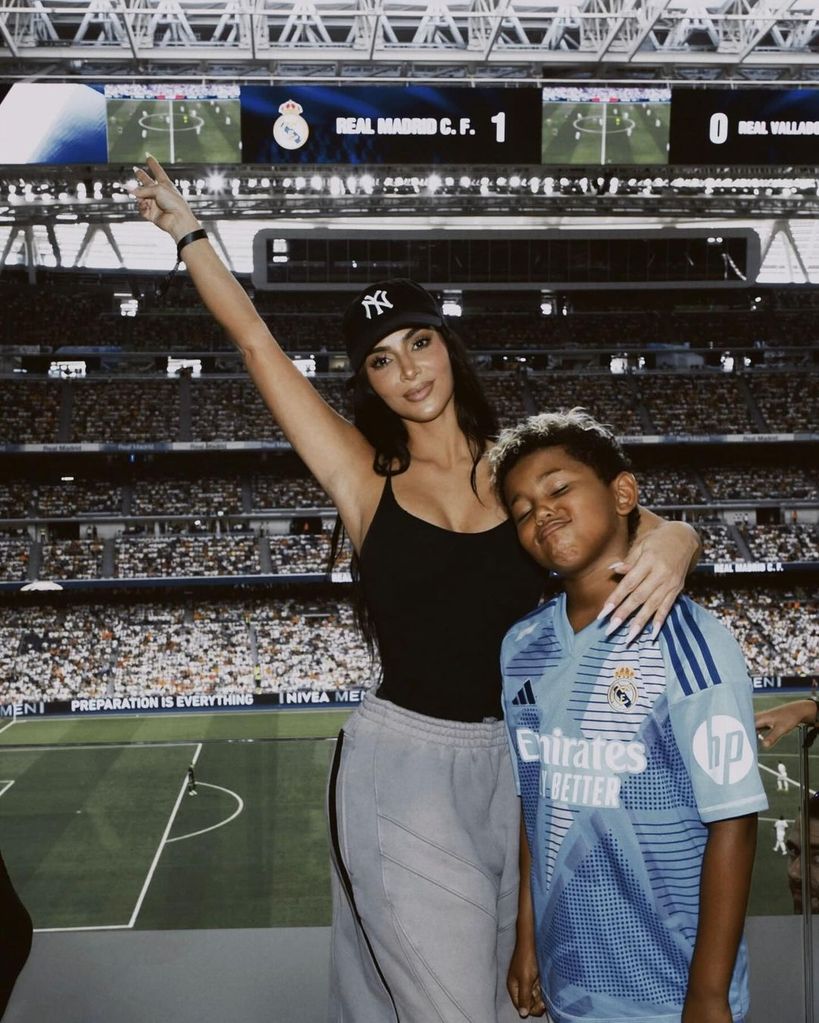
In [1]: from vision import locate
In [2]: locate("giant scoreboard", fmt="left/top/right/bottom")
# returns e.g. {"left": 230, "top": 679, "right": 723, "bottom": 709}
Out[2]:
{"left": 0, "top": 82, "right": 816, "bottom": 167}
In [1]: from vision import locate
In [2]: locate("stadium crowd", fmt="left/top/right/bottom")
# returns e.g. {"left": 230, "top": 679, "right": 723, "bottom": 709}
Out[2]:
{"left": 116, "top": 534, "right": 259, "bottom": 577}
{"left": 1, "top": 522, "right": 816, "bottom": 582}
{"left": 0, "top": 537, "right": 29, "bottom": 582}
{"left": 2, "top": 368, "right": 818, "bottom": 443}
{"left": 696, "top": 523, "right": 742, "bottom": 562}
{"left": 699, "top": 589, "right": 818, "bottom": 678}
{"left": 702, "top": 467, "right": 816, "bottom": 502}
{"left": 36, "top": 481, "right": 123, "bottom": 517}
{"left": 40, "top": 540, "right": 105, "bottom": 581}
{"left": 0, "top": 590, "right": 811, "bottom": 706}
{"left": 638, "top": 469, "right": 704, "bottom": 506}
{"left": 741, "top": 524, "right": 819, "bottom": 563}
{"left": 71, "top": 380, "right": 180, "bottom": 443}
{"left": 131, "top": 478, "right": 244, "bottom": 516}
{"left": 7, "top": 468, "right": 811, "bottom": 524}
{"left": 0, "top": 381, "right": 60, "bottom": 445}
{"left": 267, "top": 535, "right": 331, "bottom": 575}
{"left": 190, "top": 379, "right": 286, "bottom": 442}
{"left": 528, "top": 373, "right": 642, "bottom": 435}
{"left": 749, "top": 373, "right": 819, "bottom": 434}
{"left": 0, "top": 598, "right": 373, "bottom": 703}
{"left": 639, "top": 375, "right": 754, "bottom": 435}
{"left": 253, "top": 474, "right": 330, "bottom": 509}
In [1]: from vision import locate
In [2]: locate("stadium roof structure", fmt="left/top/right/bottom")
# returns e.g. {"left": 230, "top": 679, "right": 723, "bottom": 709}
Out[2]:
{"left": 3, "top": 214, "right": 819, "bottom": 284}
{"left": 0, "top": 1, "right": 818, "bottom": 82}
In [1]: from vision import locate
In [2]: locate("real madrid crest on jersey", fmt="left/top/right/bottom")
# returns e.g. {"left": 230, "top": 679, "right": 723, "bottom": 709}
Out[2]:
{"left": 273, "top": 99, "right": 309, "bottom": 151}
{"left": 607, "top": 665, "right": 639, "bottom": 712}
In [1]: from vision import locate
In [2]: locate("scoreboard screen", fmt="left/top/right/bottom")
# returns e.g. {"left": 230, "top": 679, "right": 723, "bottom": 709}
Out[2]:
{"left": 0, "top": 82, "right": 815, "bottom": 167}
{"left": 670, "top": 88, "right": 819, "bottom": 165}
{"left": 240, "top": 86, "right": 542, "bottom": 165}
{"left": 541, "top": 86, "right": 670, "bottom": 165}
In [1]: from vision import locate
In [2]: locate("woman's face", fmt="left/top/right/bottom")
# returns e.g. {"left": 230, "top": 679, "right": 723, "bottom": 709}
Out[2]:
{"left": 363, "top": 326, "right": 455, "bottom": 422}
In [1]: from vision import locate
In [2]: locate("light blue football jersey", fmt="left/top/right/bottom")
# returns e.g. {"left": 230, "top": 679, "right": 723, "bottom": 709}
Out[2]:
{"left": 501, "top": 593, "right": 768, "bottom": 1023}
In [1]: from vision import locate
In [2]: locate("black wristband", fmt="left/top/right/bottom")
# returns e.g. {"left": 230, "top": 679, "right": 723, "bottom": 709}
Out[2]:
{"left": 810, "top": 694, "right": 819, "bottom": 726}
{"left": 158, "top": 229, "right": 207, "bottom": 298}
{"left": 176, "top": 228, "right": 207, "bottom": 260}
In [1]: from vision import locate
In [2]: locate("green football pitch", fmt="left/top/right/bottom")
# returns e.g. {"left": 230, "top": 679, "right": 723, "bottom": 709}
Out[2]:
{"left": 0, "top": 696, "right": 813, "bottom": 932}
{"left": 106, "top": 99, "right": 242, "bottom": 164}
{"left": 541, "top": 102, "right": 670, "bottom": 165}
{"left": 0, "top": 709, "right": 351, "bottom": 932}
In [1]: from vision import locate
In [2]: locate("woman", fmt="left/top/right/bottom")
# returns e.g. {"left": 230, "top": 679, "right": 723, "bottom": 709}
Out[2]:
{"left": 131, "top": 157, "right": 699, "bottom": 1022}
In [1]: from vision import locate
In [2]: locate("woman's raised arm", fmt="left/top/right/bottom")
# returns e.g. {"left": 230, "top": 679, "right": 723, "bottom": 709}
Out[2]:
{"left": 130, "top": 156, "right": 377, "bottom": 545}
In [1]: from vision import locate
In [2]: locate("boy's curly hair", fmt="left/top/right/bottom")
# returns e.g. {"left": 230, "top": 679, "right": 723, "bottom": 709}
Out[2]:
{"left": 488, "top": 407, "right": 640, "bottom": 538}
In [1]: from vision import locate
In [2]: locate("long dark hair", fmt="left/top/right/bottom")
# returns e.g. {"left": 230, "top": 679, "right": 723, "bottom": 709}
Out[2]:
{"left": 328, "top": 323, "right": 498, "bottom": 656}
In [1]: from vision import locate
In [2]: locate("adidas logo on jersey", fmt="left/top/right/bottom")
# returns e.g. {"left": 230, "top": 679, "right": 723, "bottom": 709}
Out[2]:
{"left": 512, "top": 680, "right": 536, "bottom": 706}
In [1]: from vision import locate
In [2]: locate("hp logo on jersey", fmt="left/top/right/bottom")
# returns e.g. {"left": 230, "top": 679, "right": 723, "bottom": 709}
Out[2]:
{"left": 360, "top": 290, "right": 394, "bottom": 319}
{"left": 692, "top": 715, "right": 753, "bottom": 785}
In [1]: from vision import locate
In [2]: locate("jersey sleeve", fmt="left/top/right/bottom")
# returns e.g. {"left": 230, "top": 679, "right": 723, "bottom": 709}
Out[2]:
{"left": 662, "top": 599, "right": 768, "bottom": 824}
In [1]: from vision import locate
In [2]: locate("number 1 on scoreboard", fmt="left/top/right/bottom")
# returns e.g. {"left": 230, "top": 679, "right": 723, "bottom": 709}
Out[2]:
{"left": 490, "top": 111, "right": 506, "bottom": 144}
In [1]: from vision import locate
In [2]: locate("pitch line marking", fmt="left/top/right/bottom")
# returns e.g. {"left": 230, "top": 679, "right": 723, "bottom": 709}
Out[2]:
{"left": 34, "top": 923, "right": 131, "bottom": 934}
{"left": 0, "top": 718, "right": 18, "bottom": 736}
{"left": 166, "top": 783, "right": 244, "bottom": 843}
{"left": 0, "top": 741, "right": 201, "bottom": 754}
{"left": 127, "top": 742, "right": 203, "bottom": 929}
{"left": 758, "top": 761, "right": 815, "bottom": 796}
{"left": 0, "top": 780, "right": 14, "bottom": 799}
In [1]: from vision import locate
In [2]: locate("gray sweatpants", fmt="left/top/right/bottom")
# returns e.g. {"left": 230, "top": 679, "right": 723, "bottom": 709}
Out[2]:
{"left": 327, "top": 692, "right": 522, "bottom": 1023}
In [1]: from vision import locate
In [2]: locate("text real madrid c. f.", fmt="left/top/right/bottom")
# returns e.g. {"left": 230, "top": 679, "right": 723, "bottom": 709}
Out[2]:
{"left": 335, "top": 116, "right": 472, "bottom": 136}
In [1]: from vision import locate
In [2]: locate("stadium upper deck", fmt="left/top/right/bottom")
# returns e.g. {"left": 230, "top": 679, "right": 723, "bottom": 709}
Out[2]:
{"left": 2, "top": 275, "right": 819, "bottom": 355}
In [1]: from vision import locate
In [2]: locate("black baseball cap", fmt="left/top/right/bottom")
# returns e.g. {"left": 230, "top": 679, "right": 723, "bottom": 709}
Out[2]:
{"left": 342, "top": 278, "right": 445, "bottom": 373}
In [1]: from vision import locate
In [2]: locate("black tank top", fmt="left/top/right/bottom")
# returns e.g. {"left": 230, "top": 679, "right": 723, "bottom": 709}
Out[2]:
{"left": 358, "top": 476, "right": 546, "bottom": 722}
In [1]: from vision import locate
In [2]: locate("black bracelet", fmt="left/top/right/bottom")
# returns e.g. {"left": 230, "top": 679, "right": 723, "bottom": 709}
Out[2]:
{"left": 810, "top": 694, "right": 819, "bottom": 726}
{"left": 158, "top": 228, "right": 207, "bottom": 298}
{"left": 176, "top": 228, "right": 207, "bottom": 260}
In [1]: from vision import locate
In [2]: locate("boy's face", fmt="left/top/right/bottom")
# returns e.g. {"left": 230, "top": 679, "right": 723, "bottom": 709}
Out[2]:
{"left": 503, "top": 445, "right": 637, "bottom": 577}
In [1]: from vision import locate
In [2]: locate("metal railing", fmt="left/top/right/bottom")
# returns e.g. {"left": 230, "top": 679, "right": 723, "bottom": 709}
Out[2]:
{"left": 798, "top": 722, "right": 818, "bottom": 1023}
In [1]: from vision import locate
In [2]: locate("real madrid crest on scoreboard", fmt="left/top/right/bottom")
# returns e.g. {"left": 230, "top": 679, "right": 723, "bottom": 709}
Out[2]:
{"left": 272, "top": 99, "right": 310, "bottom": 151}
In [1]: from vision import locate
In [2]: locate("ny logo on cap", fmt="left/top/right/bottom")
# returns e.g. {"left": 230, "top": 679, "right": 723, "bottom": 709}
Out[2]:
{"left": 360, "top": 290, "right": 394, "bottom": 320}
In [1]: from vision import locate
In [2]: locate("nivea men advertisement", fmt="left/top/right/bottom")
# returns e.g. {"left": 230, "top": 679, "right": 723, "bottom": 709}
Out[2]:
{"left": 670, "top": 87, "right": 819, "bottom": 164}
{"left": 240, "top": 85, "right": 543, "bottom": 165}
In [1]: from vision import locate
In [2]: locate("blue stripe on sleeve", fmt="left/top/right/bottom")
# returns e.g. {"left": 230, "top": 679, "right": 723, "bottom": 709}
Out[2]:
{"left": 669, "top": 607, "right": 708, "bottom": 692}
{"left": 679, "top": 599, "right": 722, "bottom": 688}
{"left": 662, "top": 615, "right": 693, "bottom": 697}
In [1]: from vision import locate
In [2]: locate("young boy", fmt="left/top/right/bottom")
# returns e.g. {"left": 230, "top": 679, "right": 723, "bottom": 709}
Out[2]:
{"left": 489, "top": 410, "right": 767, "bottom": 1023}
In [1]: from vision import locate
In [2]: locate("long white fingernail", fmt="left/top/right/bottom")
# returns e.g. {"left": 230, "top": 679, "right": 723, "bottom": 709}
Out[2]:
{"left": 608, "top": 561, "right": 625, "bottom": 571}
{"left": 597, "top": 602, "right": 615, "bottom": 621}
{"left": 605, "top": 617, "right": 623, "bottom": 636}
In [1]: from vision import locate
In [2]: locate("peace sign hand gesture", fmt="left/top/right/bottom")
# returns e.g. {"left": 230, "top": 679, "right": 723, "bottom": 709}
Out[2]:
{"left": 129, "top": 154, "right": 201, "bottom": 243}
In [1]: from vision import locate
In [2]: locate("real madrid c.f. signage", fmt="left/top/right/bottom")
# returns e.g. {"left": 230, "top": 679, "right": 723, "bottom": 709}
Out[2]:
{"left": 240, "top": 85, "right": 543, "bottom": 165}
